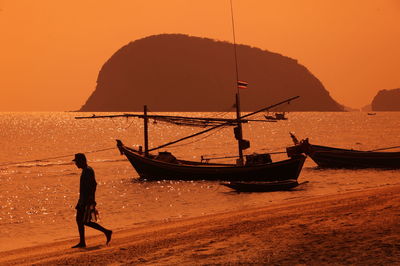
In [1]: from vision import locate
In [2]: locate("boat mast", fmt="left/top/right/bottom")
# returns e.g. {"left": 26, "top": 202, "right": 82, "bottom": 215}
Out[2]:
{"left": 144, "top": 105, "right": 149, "bottom": 156}
{"left": 230, "top": 0, "right": 245, "bottom": 165}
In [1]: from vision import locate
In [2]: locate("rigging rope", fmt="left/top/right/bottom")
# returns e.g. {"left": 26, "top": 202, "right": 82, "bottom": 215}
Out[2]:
{"left": 200, "top": 149, "right": 288, "bottom": 161}
{"left": 110, "top": 115, "right": 136, "bottom": 130}
{"left": 166, "top": 125, "right": 228, "bottom": 149}
{"left": 367, "top": 145, "right": 400, "bottom": 152}
{"left": 0, "top": 147, "right": 116, "bottom": 167}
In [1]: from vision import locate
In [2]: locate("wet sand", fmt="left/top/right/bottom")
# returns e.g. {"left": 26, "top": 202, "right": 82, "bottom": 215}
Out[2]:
{"left": 1, "top": 185, "right": 399, "bottom": 265}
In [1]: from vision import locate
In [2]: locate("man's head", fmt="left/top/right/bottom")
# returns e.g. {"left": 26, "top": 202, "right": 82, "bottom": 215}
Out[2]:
{"left": 73, "top": 153, "right": 87, "bottom": 168}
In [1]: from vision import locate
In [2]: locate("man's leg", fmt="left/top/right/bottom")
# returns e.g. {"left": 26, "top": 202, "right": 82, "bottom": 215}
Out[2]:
{"left": 85, "top": 222, "right": 112, "bottom": 245}
{"left": 72, "top": 209, "right": 86, "bottom": 248}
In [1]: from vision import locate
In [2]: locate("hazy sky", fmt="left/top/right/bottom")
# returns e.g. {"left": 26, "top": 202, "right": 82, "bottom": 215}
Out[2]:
{"left": 0, "top": 0, "right": 399, "bottom": 111}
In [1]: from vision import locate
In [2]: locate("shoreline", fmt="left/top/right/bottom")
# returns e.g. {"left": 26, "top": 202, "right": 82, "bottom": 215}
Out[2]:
{"left": 1, "top": 184, "right": 400, "bottom": 265}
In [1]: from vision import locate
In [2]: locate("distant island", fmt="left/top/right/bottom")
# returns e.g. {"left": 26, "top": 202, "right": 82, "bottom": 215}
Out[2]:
{"left": 371, "top": 88, "right": 400, "bottom": 111}
{"left": 79, "top": 34, "right": 344, "bottom": 112}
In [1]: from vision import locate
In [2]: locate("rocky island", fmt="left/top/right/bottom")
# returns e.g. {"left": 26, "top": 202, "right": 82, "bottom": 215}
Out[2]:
{"left": 371, "top": 88, "right": 400, "bottom": 111}
{"left": 79, "top": 34, "right": 344, "bottom": 112}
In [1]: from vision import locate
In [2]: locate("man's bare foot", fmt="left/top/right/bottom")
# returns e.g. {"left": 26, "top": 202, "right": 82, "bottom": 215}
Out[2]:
{"left": 71, "top": 243, "right": 86, "bottom": 248}
{"left": 105, "top": 230, "right": 112, "bottom": 245}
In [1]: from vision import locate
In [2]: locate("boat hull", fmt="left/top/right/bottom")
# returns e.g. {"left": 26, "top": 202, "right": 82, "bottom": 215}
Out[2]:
{"left": 118, "top": 143, "right": 306, "bottom": 181}
{"left": 310, "top": 145, "right": 400, "bottom": 169}
{"left": 288, "top": 141, "right": 400, "bottom": 169}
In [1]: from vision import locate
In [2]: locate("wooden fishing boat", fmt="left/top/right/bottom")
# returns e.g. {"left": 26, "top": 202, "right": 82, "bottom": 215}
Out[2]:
{"left": 76, "top": 97, "right": 304, "bottom": 182}
{"left": 116, "top": 140, "right": 305, "bottom": 181}
{"left": 287, "top": 136, "right": 400, "bottom": 169}
{"left": 221, "top": 179, "right": 299, "bottom": 192}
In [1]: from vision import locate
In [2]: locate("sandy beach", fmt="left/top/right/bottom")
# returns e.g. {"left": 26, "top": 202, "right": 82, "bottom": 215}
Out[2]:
{"left": 1, "top": 184, "right": 399, "bottom": 265}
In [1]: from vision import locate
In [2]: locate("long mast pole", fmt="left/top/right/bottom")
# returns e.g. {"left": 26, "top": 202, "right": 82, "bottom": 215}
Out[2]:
{"left": 143, "top": 105, "right": 149, "bottom": 156}
{"left": 230, "top": 0, "right": 244, "bottom": 165}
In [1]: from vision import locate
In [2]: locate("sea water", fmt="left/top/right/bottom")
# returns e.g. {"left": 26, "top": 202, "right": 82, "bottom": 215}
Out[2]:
{"left": 0, "top": 112, "right": 399, "bottom": 251}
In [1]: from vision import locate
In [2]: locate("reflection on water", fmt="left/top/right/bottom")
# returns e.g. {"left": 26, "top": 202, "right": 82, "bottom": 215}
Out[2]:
{"left": 0, "top": 112, "right": 400, "bottom": 251}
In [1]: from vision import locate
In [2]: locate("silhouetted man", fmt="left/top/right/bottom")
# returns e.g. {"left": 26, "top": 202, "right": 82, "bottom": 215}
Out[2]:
{"left": 72, "top": 153, "right": 112, "bottom": 248}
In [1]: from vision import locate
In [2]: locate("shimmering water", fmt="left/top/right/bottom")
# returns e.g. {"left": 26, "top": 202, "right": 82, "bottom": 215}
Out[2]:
{"left": 0, "top": 112, "right": 399, "bottom": 251}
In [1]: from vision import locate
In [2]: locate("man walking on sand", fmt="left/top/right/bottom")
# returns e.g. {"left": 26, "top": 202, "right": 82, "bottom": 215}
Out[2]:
{"left": 72, "top": 153, "right": 112, "bottom": 248}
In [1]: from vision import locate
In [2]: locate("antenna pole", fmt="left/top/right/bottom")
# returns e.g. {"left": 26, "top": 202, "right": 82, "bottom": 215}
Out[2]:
{"left": 230, "top": 0, "right": 240, "bottom": 96}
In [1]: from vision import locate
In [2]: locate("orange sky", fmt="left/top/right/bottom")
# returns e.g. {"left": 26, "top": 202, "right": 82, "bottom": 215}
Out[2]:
{"left": 0, "top": 0, "right": 399, "bottom": 111}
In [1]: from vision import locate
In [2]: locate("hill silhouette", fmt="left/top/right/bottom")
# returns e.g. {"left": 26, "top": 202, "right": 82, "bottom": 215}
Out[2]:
{"left": 80, "top": 34, "right": 343, "bottom": 111}
{"left": 371, "top": 88, "right": 400, "bottom": 111}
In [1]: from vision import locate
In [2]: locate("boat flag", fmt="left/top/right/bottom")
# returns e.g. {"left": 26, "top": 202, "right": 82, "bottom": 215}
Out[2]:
{"left": 237, "top": 80, "right": 248, "bottom": 89}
